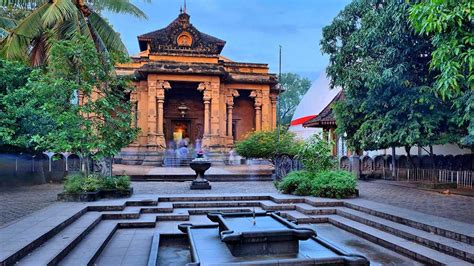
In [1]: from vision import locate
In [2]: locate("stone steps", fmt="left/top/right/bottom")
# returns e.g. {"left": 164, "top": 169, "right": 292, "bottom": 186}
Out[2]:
{"left": 327, "top": 215, "right": 470, "bottom": 265}
{"left": 337, "top": 207, "right": 474, "bottom": 263}
{"left": 16, "top": 212, "right": 102, "bottom": 266}
{"left": 57, "top": 221, "right": 117, "bottom": 266}
{"left": 344, "top": 201, "right": 473, "bottom": 245}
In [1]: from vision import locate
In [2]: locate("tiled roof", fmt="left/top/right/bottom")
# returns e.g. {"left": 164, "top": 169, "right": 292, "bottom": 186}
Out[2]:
{"left": 303, "top": 90, "right": 344, "bottom": 128}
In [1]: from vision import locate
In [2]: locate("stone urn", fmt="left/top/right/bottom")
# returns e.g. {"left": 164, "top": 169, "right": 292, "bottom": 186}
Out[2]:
{"left": 190, "top": 150, "right": 212, "bottom": 190}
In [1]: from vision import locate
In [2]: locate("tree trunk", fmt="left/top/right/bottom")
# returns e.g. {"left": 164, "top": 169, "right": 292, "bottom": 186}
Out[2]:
{"left": 391, "top": 146, "right": 396, "bottom": 179}
{"left": 405, "top": 146, "right": 412, "bottom": 168}
{"left": 429, "top": 145, "right": 435, "bottom": 169}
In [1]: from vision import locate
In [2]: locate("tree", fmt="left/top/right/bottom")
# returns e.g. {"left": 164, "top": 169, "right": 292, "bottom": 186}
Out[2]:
{"left": 0, "top": 0, "right": 147, "bottom": 65}
{"left": 278, "top": 73, "right": 311, "bottom": 126}
{"left": 234, "top": 128, "right": 302, "bottom": 163}
{"left": 1, "top": 36, "right": 138, "bottom": 175}
{"left": 409, "top": 0, "right": 473, "bottom": 147}
{"left": 321, "top": 0, "right": 463, "bottom": 154}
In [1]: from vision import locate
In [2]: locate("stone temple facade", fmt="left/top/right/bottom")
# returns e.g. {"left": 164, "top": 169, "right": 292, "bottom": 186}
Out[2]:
{"left": 116, "top": 11, "right": 280, "bottom": 165}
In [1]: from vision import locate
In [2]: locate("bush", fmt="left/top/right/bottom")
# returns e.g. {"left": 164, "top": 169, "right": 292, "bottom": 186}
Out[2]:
{"left": 113, "top": 175, "right": 131, "bottom": 191}
{"left": 276, "top": 171, "right": 314, "bottom": 195}
{"left": 277, "top": 170, "right": 357, "bottom": 199}
{"left": 81, "top": 176, "right": 101, "bottom": 192}
{"left": 64, "top": 174, "right": 83, "bottom": 193}
{"left": 297, "top": 133, "right": 336, "bottom": 173}
{"left": 311, "top": 171, "right": 357, "bottom": 199}
{"left": 235, "top": 128, "right": 302, "bottom": 160}
{"left": 63, "top": 174, "right": 131, "bottom": 193}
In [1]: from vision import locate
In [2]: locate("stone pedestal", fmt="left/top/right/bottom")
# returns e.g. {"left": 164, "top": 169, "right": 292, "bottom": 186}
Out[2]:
{"left": 189, "top": 152, "right": 212, "bottom": 190}
{"left": 190, "top": 179, "right": 212, "bottom": 190}
{"left": 350, "top": 155, "right": 361, "bottom": 179}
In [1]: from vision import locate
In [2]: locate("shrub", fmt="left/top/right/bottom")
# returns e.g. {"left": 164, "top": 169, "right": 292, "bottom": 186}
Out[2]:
{"left": 114, "top": 175, "right": 131, "bottom": 191}
{"left": 235, "top": 128, "right": 301, "bottom": 161}
{"left": 81, "top": 176, "right": 101, "bottom": 192}
{"left": 277, "top": 171, "right": 313, "bottom": 195}
{"left": 297, "top": 133, "right": 336, "bottom": 173}
{"left": 100, "top": 176, "right": 117, "bottom": 190}
{"left": 277, "top": 170, "right": 357, "bottom": 199}
{"left": 64, "top": 174, "right": 83, "bottom": 193}
{"left": 311, "top": 171, "right": 357, "bottom": 199}
{"left": 63, "top": 174, "right": 131, "bottom": 193}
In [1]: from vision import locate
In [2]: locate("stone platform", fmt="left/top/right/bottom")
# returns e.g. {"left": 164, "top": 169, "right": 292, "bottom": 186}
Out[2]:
{"left": 1, "top": 193, "right": 472, "bottom": 265}
{"left": 113, "top": 164, "right": 274, "bottom": 181}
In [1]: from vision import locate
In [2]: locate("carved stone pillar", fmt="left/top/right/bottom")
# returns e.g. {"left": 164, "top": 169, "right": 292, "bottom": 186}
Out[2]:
{"left": 270, "top": 95, "right": 278, "bottom": 129}
{"left": 147, "top": 80, "right": 158, "bottom": 147}
{"left": 250, "top": 90, "right": 263, "bottom": 131}
{"left": 226, "top": 90, "right": 239, "bottom": 139}
{"left": 130, "top": 92, "right": 138, "bottom": 145}
{"left": 198, "top": 82, "right": 212, "bottom": 147}
{"left": 148, "top": 80, "right": 170, "bottom": 149}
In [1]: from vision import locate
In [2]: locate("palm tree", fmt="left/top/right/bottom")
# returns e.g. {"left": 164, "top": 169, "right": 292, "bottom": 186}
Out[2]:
{"left": 0, "top": 0, "right": 147, "bottom": 66}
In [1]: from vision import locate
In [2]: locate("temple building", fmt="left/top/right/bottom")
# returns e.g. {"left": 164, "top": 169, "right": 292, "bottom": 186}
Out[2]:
{"left": 116, "top": 10, "right": 279, "bottom": 165}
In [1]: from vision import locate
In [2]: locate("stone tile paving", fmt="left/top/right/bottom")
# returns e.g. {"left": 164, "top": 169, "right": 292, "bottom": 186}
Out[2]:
{"left": 357, "top": 180, "right": 474, "bottom": 224}
{"left": 131, "top": 181, "right": 278, "bottom": 195}
{"left": 0, "top": 183, "right": 62, "bottom": 226}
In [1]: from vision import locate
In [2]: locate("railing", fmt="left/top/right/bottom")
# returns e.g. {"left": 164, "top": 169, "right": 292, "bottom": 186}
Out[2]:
{"left": 395, "top": 168, "right": 473, "bottom": 188}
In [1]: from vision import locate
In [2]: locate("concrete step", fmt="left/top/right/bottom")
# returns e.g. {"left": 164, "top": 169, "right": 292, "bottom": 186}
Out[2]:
{"left": 17, "top": 212, "right": 102, "bottom": 266}
{"left": 337, "top": 207, "right": 474, "bottom": 263}
{"left": 58, "top": 221, "right": 117, "bottom": 266}
{"left": 344, "top": 201, "right": 473, "bottom": 245}
{"left": 294, "top": 203, "right": 337, "bottom": 215}
{"left": 158, "top": 195, "right": 270, "bottom": 202}
{"left": 327, "top": 215, "right": 470, "bottom": 265}
{"left": 280, "top": 211, "right": 329, "bottom": 224}
{"left": 172, "top": 201, "right": 261, "bottom": 208}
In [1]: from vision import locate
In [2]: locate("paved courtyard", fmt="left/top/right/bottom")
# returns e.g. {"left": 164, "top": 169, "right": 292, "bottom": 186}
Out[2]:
{"left": 0, "top": 183, "right": 62, "bottom": 226}
{"left": 1, "top": 179, "right": 473, "bottom": 226}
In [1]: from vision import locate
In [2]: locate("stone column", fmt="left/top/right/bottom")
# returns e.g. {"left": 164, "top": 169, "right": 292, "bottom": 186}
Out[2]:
{"left": 155, "top": 80, "right": 171, "bottom": 149}
{"left": 226, "top": 90, "right": 239, "bottom": 139}
{"left": 270, "top": 95, "right": 278, "bottom": 129}
{"left": 198, "top": 82, "right": 212, "bottom": 147}
{"left": 147, "top": 80, "right": 158, "bottom": 147}
{"left": 250, "top": 90, "right": 263, "bottom": 131}
{"left": 130, "top": 92, "right": 138, "bottom": 145}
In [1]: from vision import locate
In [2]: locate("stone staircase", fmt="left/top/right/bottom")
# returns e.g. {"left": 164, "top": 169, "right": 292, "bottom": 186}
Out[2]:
{"left": 1, "top": 195, "right": 472, "bottom": 266}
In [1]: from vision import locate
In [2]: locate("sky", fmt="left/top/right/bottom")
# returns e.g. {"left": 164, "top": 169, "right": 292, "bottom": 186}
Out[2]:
{"left": 105, "top": 0, "right": 351, "bottom": 81}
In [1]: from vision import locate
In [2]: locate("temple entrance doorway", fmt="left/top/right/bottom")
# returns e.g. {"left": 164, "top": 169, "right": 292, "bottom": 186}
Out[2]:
{"left": 170, "top": 120, "right": 190, "bottom": 146}
{"left": 164, "top": 82, "right": 204, "bottom": 150}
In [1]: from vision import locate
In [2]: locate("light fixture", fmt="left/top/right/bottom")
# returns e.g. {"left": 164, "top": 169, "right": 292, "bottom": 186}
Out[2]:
{"left": 178, "top": 102, "right": 189, "bottom": 117}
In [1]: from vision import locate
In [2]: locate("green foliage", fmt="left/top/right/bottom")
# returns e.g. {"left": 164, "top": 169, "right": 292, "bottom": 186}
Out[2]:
{"left": 278, "top": 73, "right": 312, "bottom": 126}
{"left": 0, "top": 37, "right": 138, "bottom": 166}
{"left": 310, "top": 170, "right": 357, "bottom": 199}
{"left": 81, "top": 176, "right": 101, "bottom": 192}
{"left": 63, "top": 174, "right": 130, "bottom": 193}
{"left": 277, "top": 170, "right": 357, "bottom": 199}
{"left": 0, "top": 0, "right": 147, "bottom": 65}
{"left": 297, "top": 134, "right": 336, "bottom": 173}
{"left": 63, "top": 174, "right": 83, "bottom": 193}
{"left": 234, "top": 128, "right": 301, "bottom": 160}
{"left": 409, "top": 0, "right": 473, "bottom": 148}
{"left": 276, "top": 171, "right": 313, "bottom": 195}
{"left": 100, "top": 175, "right": 130, "bottom": 191}
{"left": 321, "top": 0, "right": 465, "bottom": 151}
{"left": 113, "top": 175, "right": 131, "bottom": 191}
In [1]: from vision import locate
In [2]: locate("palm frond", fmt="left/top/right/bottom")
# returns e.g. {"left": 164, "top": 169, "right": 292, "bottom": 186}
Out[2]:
{"left": 88, "top": 11, "right": 127, "bottom": 54}
{"left": 41, "top": 0, "right": 76, "bottom": 28}
{"left": 0, "top": 15, "right": 16, "bottom": 29}
{"left": 91, "top": 0, "right": 147, "bottom": 19}
{"left": 0, "top": 2, "right": 48, "bottom": 61}
{"left": 0, "top": 0, "right": 45, "bottom": 9}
